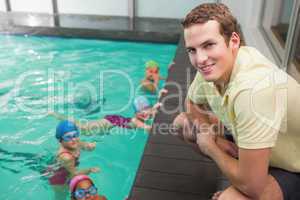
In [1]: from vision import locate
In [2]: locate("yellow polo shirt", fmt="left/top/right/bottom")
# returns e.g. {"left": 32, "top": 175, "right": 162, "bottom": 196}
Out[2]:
{"left": 188, "top": 46, "right": 300, "bottom": 172}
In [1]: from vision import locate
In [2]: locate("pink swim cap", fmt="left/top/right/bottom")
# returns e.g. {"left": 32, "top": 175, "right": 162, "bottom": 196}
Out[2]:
{"left": 69, "top": 175, "right": 92, "bottom": 193}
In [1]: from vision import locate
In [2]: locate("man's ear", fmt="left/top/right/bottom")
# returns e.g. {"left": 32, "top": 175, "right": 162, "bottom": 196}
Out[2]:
{"left": 229, "top": 32, "right": 240, "bottom": 49}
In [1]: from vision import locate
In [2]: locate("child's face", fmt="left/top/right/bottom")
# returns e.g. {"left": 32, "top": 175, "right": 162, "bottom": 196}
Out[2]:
{"left": 74, "top": 180, "right": 98, "bottom": 200}
{"left": 61, "top": 131, "right": 80, "bottom": 149}
{"left": 146, "top": 67, "right": 159, "bottom": 75}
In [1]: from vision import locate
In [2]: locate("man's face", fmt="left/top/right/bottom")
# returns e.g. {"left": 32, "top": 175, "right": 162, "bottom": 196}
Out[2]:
{"left": 184, "top": 20, "right": 239, "bottom": 85}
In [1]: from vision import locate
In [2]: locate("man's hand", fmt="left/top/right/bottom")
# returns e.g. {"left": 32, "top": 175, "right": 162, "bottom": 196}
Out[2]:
{"left": 196, "top": 131, "right": 218, "bottom": 156}
{"left": 196, "top": 133, "right": 238, "bottom": 158}
{"left": 173, "top": 112, "right": 196, "bottom": 142}
{"left": 215, "top": 136, "right": 238, "bottom": 158}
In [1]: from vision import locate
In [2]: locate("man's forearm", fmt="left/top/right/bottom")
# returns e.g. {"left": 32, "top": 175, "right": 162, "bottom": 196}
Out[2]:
{"left": 208, "top": 147, "right": 253, "bottom": 198}
{"left": 185, "top": 99, "right": 225, "bottom": 138}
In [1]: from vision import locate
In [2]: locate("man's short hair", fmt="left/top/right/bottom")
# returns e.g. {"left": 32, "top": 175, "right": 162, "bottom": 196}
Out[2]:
{"left": 182, "top": 3, "right": 245, "bottom": 46}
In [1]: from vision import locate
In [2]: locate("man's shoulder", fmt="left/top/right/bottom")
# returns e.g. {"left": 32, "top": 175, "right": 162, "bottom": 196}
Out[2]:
{"left": 236, "top": 46, "right": 277, "bottom": 69}
{"left": 227, "top": 68, "right": 291, "bottom": 109}
{"left": 229, "top": 46, "right": 283, "bottom": 95}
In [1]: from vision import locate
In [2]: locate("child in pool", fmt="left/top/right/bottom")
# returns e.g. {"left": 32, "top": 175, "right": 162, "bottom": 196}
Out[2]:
{"left": 49, "top": 120, "right": 100, "bottom": 200}
{"left": 104, "top": 95, "right": 162, "bottom": 132}
{"left": 69, "top": 175, "right": 107, "bottom": 200}
{"left": 141, "top": 60, "right": 165, "bottom": 93}
{"left": 49, "top": 95, "right": 163, "bottom": 134}
{"left": 49, "top": 111, "right": 114, "bottom": 136}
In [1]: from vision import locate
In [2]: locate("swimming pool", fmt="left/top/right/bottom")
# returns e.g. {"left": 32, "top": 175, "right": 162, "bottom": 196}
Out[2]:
{"left": 0, "top": 35, "right": 176, "bottom": 200}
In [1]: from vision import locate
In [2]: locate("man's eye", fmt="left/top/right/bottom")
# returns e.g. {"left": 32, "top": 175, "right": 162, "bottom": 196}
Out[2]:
{"left": 205, "top": 43, "right": 215, "bottom": 48}
{"left": 187, "top": 49, "right": 195, "bottom": 54}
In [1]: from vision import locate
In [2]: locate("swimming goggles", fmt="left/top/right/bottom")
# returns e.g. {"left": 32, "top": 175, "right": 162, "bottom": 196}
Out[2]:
{"left": 74, "top": 185, "right": 98, "bottom": 199}
{"left": 61, "top": 131, "right": 79, "bottom": 142}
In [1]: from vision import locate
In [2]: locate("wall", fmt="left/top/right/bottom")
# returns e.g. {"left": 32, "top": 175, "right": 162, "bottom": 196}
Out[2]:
{"left": 0, "top": 0, "right": 6, "bottom": 11}
{"left": 10, "top": 0, "right": 53, "bottom": 13}
{"left": 3, "top": 0, "right": 267, "bottom": 23}
{"left": 3, "top": 0, "right": 219, "bottom": 18}
{"left": 58, "top": 0, "right": 128, "bottom": 16}
{"left": 221, "top": 0, "right": 263, "bottom": 29}
{"left": 136, "top": 0, "right": 215, "bottom": 19}
{"left": 4, "top": 0, "right": 128, "bottom": 16}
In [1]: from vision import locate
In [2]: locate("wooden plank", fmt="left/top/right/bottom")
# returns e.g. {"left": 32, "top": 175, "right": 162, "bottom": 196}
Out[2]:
{"left": 139, "top": 156, "right": 221, "bottom": 177}
{"left": 147, "top": 134, "right": 188, "bottom": 146}
{"left": 143, "top": 143, "right": 211, "bottom": 162}
{"left": 134, "top": 170, "right": 217, "bottom": 195}
{"left": 129, "top": 187, "right": 207, "bottom": 200}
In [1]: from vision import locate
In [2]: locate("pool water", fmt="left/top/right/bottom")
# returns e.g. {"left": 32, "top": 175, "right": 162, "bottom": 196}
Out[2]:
{"left": 0, "top": 35, "right": 176, "bottom": 200}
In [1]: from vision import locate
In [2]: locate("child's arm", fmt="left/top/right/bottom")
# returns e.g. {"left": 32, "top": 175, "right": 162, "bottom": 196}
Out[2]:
{"left": 48, "top": 111, "right": 66, "bottom": 121}
{"left": 78, "top": 119, "right": 113, "bottom": 136}
{"left": 131, "top": 117, "right": 152, "bottom": 132}
{"left": 79, "top": 141, "right": 96, "bottom": 151}
{"left": 149, "top": 102, "right": 162, "bottom": 117}
{"left": 48, "top": 111, "right": 79, "bottom": 125}
{"left": 148, "top": 88, "right": 168, "bottom": 116}
{"left": 58, "top": 153, "right": 100, "bottom": 177}
{"left": 158, "top": 88, "right": 168, "bottom": 98}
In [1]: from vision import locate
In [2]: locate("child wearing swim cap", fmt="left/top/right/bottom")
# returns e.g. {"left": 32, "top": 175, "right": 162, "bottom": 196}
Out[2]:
{"left": 131, "top": 95, "right": 161, "bottom": 131}
{"left": 69, "top": 175, "right": 107, "bottom": 200}
{"left": 49, "top": 120, "right": 100, "bottom": 200}
{"left": 49, "top": 95, "right": 164, "bottom": 134}
{"left": 103, "top": 95, "right": 163, "bottom": 132}
{"left": 141, "top": 60, "right": 165, "bottom": 93}
{"left": 48, "top": 112, "right": 114, "bottom": 136}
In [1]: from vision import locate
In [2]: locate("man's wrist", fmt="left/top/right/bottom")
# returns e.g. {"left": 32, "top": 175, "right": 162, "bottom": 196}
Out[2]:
{"left": 207, "top": 142, "right": 223, "bottom": 160}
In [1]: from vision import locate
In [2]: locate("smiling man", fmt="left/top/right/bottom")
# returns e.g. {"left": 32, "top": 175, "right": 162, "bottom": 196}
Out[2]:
{"left": 173, "top": 3, "right": 300, "bottom": 200}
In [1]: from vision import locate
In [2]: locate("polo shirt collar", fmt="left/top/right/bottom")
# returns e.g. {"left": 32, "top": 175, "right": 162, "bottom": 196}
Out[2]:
{"left": 221, "top": 46, "right": 245, "bottom": 106}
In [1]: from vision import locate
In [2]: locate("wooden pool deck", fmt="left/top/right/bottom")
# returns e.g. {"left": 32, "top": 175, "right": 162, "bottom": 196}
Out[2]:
{"left": 128, "top": 36, "right": 228, "bottom": 200}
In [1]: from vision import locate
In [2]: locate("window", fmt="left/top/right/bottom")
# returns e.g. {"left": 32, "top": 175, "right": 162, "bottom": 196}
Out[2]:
{"left": 261, "top": 0, "right": 295, "bottom": 63}
{"left": 287, "top": 5, "right": 300, "bottom": 80}
{"left": 262, "top": 0, "right": 300, "bottom": 82}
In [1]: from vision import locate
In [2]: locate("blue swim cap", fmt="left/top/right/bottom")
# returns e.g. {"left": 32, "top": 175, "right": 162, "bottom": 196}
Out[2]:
{"left": 55, "top": 120, "right": 79, "bottom": 140}
{"left": 133, "top": 96, "right": 151, "bottom": 113}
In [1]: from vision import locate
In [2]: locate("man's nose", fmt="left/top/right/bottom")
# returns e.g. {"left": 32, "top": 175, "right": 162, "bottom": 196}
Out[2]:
{"left": 196, "top": 51, "right": 208, "bottom": 64}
